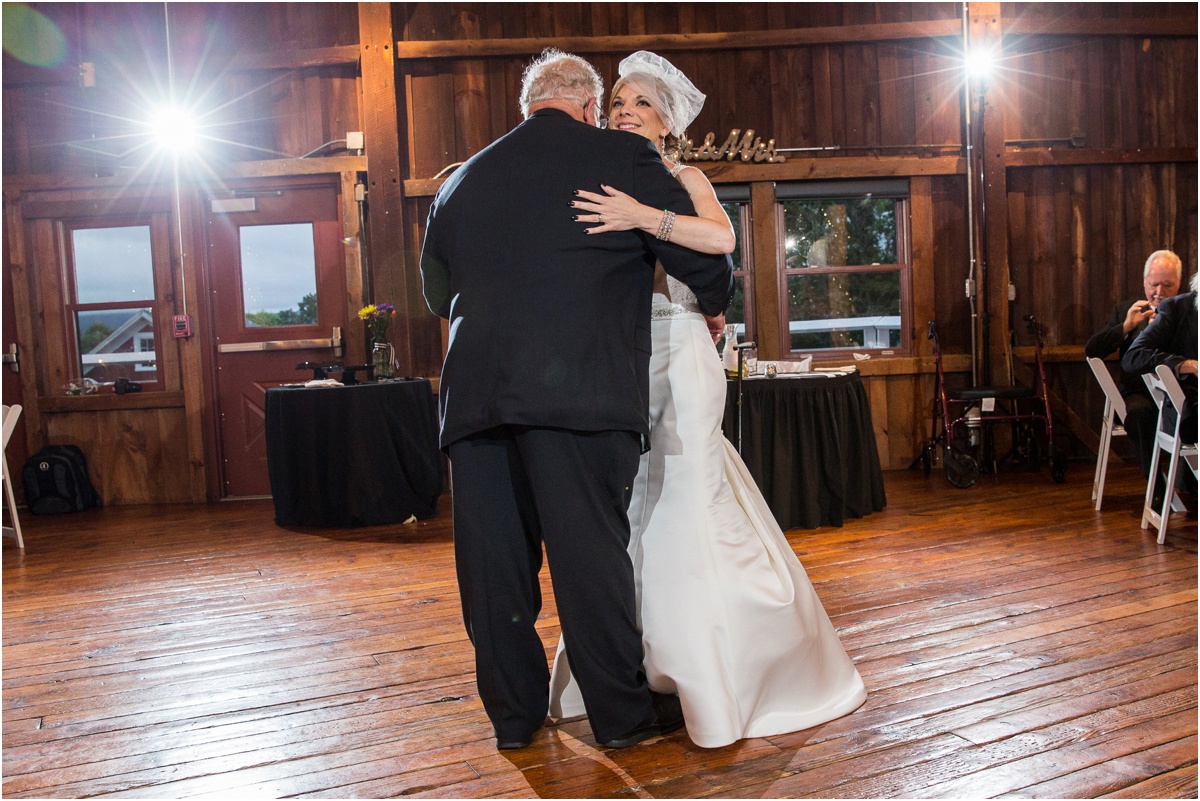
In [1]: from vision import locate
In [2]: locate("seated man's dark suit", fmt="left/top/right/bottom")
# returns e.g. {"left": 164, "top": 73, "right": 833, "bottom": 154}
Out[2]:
{"left": 420, "top": 107, "right": 733, "bottom": 745}
{"left": 1085, "top": 298, "right": 1158, "bottom": 476}
{"left": 1123, "top": 291, "right": 1198, "bottom": 446}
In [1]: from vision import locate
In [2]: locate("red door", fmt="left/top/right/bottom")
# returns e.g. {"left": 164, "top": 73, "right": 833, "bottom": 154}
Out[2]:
{"left": 205, "top": 179, "right": 349, "bottom": 498}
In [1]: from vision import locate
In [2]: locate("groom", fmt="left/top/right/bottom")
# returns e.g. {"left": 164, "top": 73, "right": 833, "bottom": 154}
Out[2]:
{"left": 420, "top": 48, "right": 732, "bottom": 750}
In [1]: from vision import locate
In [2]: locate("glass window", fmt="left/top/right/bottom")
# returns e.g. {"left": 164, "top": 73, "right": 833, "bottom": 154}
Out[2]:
{"left": 721, "top": 200, "right": 753, "bottom": 343}
{"left": 239, "top": 223, "right": 318, "bottom": 327}
{"left": 68, "top": 225, "right": 159, "bottom": 385}
{"left": 779, "top": 191, "right": 910, "bottom": 355}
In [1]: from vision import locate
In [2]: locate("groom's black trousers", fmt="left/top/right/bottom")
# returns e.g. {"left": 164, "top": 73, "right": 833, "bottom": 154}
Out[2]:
{"left": 447, "top": 425, "right": 652, "bottom": 743}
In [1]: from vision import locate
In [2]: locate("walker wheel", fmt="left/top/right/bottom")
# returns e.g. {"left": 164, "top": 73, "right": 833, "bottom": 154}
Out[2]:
{"left": 944, "top": 446, "right": 979, "bottom": 489}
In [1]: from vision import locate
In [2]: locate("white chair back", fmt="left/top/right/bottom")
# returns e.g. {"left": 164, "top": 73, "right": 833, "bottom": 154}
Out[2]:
{"left": 1086, "top": 358, "right": 1128, "bottom": 511}
{"left": 1086, "top": 357, "right": 1127, "bottom": 422}
{"left": 1141, "top": 366, "right": 1198, "bottom": 543}
{"left": 1155, "top": 365, "right": 1194, "bottom": 444}
{"left": 2, "top": 404, "right": 24, "bottom": 549}
{"left": 2, "top": 404, "right": 20, "bottom": 451}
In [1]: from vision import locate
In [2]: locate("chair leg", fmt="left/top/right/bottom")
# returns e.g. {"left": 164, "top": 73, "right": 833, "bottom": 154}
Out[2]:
{"left": 1156, "top": 447, "right": 1184, "bottom": 545}
{"left": 1142, "top": 440, "right": 1163, "bottom": 531}
{"left": 1093, "top": 422, "right": 1112, "bottom": 510}
{"left": 2, "top": 455, "right": 23, "bottom": 550}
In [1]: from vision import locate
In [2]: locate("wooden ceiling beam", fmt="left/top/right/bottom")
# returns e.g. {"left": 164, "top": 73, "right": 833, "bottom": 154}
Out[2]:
{"left": 395, "top": 19, "right": 963, "bottom": 60}
{"left": 392, "top": 15, "right": 1196, "bottom": 62}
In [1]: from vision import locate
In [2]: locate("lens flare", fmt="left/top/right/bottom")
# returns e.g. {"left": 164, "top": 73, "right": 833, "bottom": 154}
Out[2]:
{"left": 2, "top": 3, "right": 67, "bottom": 67}
{"left": 147, "top": 105, "right": 199, "bottom": 154}
{"left": 964, "top": 48, "right": 996, "bottom": 80}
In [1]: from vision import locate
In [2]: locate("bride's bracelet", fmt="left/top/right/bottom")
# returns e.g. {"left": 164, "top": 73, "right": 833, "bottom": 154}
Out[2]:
{"left": 656, "top": 209, "right": 676, "bottom": 242}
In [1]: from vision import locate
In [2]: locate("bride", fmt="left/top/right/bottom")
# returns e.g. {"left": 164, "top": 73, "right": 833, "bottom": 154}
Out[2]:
{"left": 552, "top": 51, "right": 867, "bottom": 749}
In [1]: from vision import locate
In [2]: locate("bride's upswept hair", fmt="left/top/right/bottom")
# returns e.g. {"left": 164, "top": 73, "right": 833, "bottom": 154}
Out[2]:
{"left": 519, "top": 48, "right": 604, "bottom": 118}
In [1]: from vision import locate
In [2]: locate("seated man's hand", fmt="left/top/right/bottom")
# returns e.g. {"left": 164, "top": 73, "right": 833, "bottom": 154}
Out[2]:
{"left": 1123, "top": 299, "right": 1156, "bottom": 334}
{"left": 1179, "top": 359, "right": 1198, "bottom": 377}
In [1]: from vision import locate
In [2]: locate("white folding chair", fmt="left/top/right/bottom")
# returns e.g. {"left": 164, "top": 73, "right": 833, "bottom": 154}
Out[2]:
{"left": 1086, "top": 357, "right": 1128, "bottom": 511}
{"left": 1141, "top": 365, "right": 1198, "bottom": 544}
{"left": 2, "top": 404, "right": 25, "bottom": 549}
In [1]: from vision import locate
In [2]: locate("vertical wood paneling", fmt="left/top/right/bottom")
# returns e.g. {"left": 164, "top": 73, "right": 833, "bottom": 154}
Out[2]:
{"left": 931, "top": 176, "right": 971, "bottom": 352}
{"left": 1049, "top": 167, "right": 1073, "bottom": 345}
{"left": 177, "top": 188, "right": 208, "bottom": 503}
{"left": 1117, "top": 38, "right": 1140, "bottom": 146}
{"left": 910, "top": 177, "right": 936, "bottom": 359}
{"left": 150, "top": 213, "right": 181, "bottom": 392}
{"left": 812, "top": 46, "right": 836, "bottom": 145}
{"left": 865, "top": 375, "right": 891, "bottom": 467}
{"left": 30, "top": 219, "right": 68, "bottom": 396}
{"left": 5, "top": 195, "right": 40, "bottom": 448}
{"left": 45, "top": 409, "right": 192, "bottom": 504}
{"left": 1066, "top": 167, "right": 1090, "bottom": 343}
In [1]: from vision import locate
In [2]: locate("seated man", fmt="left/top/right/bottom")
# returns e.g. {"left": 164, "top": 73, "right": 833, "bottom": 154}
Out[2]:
{"left": 1123, "top": 272, "right": 1198, "bottom": 449}
{"left": 1085, "top": 250, "right": 1182, "bottom": 480}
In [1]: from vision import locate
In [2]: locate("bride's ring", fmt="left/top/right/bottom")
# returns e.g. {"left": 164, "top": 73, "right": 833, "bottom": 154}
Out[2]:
{"left": 597, "top": 214, "right": 603, "bottom": 223}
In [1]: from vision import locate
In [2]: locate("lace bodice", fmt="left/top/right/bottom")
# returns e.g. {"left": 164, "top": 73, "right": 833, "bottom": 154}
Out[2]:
{"left": 652, "top": 273, "right": 702, "bottom": 319}
{"left": 666, "top": 274, "right": 699, "bottom": 307}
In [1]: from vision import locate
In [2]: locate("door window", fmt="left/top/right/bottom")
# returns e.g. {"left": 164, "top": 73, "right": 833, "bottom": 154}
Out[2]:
{"left": 239, "top": 223, "right": 318, "bottom": 328}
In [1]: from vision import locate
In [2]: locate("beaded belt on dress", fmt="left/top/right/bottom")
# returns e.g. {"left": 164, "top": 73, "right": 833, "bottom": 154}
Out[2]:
{"left": 651, "top": 301, "right": 703, "bottom": 319}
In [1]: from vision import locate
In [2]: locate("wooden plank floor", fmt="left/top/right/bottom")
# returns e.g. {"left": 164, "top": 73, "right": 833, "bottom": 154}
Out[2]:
{"left": 3, "top": 463, "right": 1196, "bottom": 798}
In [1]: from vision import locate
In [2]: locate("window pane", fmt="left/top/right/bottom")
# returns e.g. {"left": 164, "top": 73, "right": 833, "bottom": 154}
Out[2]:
{"left": 72, "top": 226, "right": 155, "bottom": 303}
{"left": 782, "top": 198, "right": 897, "bottom": 268}
{"left": 721, "top": 201, "right": 748, "bottom": 329}
{"left": 721, "top": 202, "right": 744, "bottom": 273}
{"left": 76, "top": 308, "right": 157, "bottom": 383}
{"left": 240, "top": 223, "right": 318, "bottom": 327}
{"left": 786, "top": 272, "right": 901, "bottom": 351}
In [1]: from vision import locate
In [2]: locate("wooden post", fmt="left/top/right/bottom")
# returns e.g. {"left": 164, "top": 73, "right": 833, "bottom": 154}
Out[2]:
{"left": 969, "top": 3, "right": 1012, "bottom": 387}
{"left": 358, "top": 3, "right": 411, "bottom": 373}
{"left": 749, "top": 181, "right": 783, "bottom": 360}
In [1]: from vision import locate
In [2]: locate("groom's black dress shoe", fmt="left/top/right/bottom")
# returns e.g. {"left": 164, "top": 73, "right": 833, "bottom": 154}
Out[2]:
{"left": 495, "top": 735, "right": 533, "bottom": 750}
{"left": 599, "top": 692, "right": 684, "bottom": 749}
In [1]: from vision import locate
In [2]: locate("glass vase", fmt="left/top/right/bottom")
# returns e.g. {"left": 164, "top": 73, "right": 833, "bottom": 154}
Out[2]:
{"left": 372, "top": 341, "right": 395, "bottom": 380}
{"left": 721, "top": 323, "right": 739, "bottom": 377}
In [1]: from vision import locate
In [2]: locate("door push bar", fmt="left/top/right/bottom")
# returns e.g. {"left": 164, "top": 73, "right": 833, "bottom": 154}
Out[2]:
{"left": 218, "top": 326, "right": 343, "bottom": 355}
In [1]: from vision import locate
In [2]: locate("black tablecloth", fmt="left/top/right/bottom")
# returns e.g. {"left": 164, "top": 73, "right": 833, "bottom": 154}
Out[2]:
{"left": 723, "top": 371, "right": 886, "bottom": 530}
{"left": 265, "top": 379, "right": 443, "bottom": 527}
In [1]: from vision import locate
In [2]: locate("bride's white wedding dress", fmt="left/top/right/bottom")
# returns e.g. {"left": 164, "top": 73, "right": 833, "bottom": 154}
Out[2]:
{"left": 548, "top": 277, "right": 867, "bottom": 748}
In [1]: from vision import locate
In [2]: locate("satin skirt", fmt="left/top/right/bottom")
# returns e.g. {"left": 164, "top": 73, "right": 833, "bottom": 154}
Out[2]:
{"left": 549, "top": 309, "right": 866, "bottom": 748}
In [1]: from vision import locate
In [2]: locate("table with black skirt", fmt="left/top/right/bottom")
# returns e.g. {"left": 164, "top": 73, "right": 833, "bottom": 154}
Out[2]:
{"left": 265, "top": 379, "right": 443, "bottom": 527}
{"left": 723, "top": 370, "right": 886, "bottom": 530}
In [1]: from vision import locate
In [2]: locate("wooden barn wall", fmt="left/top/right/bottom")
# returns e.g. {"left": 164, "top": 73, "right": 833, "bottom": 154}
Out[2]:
{"left": 2, "top": 2, "right": 1196, "bottom": 503}
{"left": 393, "top": 2, "right": 1196, "bottom": 468}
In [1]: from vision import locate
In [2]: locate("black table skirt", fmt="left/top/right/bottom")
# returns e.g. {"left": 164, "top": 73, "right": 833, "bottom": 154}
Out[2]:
{"left": 723, "top": 371, "right": 886, "bottom": 530}
{"left": 265, "top": 379, "right": 443, "bottom": 528}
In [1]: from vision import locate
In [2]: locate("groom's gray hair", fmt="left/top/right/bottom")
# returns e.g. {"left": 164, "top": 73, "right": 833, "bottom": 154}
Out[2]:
{"left": 519, "top": 48, "right": 604, "bottom": 118}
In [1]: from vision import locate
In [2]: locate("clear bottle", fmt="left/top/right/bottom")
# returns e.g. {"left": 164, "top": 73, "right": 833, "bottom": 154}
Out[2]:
{"left": 721, "top": 323, "right": 739, "bottom": 377}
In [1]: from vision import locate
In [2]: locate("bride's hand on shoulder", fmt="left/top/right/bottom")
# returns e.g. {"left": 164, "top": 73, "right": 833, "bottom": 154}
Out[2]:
{"left": 572, "top": 185, "right": 658, "bottom": 234}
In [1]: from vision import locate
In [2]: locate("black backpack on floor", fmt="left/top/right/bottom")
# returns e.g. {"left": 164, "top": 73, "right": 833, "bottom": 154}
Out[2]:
{"left": 23, "top": 445, "right": 102, "bottom": 515}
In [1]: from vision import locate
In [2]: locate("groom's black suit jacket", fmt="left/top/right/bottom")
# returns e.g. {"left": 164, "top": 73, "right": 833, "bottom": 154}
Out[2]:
{"left": 421, "top": 108, "right": 734, "bottom": 449}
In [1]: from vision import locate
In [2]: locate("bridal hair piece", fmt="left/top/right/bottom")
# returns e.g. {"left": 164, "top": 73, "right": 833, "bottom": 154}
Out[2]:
{"left": 616, "top": 51, "right": 706, "bottom": 137}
